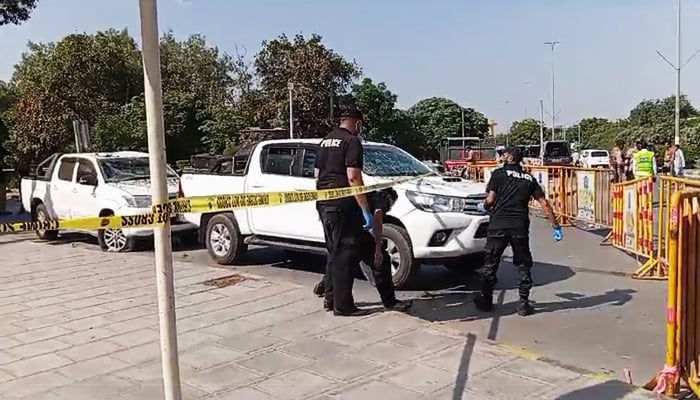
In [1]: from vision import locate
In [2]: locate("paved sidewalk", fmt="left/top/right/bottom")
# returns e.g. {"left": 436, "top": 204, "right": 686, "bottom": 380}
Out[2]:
{"left": 0, "top": 235, "right": 663, "bottom": 399}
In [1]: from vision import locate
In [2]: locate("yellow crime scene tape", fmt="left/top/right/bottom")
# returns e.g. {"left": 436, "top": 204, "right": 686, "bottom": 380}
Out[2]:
{"left": 0, "top": 175, "right": 429, "bottom": 235}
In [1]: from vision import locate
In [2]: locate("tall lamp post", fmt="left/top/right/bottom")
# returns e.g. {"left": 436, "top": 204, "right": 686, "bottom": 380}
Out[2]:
{"left": 544, "top": 41, "right": 560, "bottom": 140}
{"left": 288, "top": 82, "right": 294, "bottom": 139}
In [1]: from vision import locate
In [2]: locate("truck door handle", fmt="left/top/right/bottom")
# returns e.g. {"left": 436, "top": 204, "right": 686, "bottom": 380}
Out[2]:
{"left": 249, "top": 184, "right": 264, "bottom": 189}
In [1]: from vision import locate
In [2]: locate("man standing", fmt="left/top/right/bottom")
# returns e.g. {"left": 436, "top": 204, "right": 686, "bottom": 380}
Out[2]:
{"left": 611, "top": 141, "right": 625, "bottom": 183}
{"left": 475, "top": 147, "right": 562, "bottom": 316}
{"left": 672, "top": 144, "right": 686, "bottom": 177}
{"left": 314, "top": 109, "right": 373, "bottom": 316}
{"left": 632, "top": 141, "right": 656, "bottom": 179}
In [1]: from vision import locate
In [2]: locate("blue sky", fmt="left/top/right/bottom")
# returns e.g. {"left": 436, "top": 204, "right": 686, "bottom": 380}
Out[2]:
{"left": 1, "top": 0, "right": 699, "bottom": 132}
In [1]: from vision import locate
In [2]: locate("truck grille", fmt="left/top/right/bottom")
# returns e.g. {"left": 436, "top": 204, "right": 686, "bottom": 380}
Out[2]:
{"left": 463, "top": 193, "right": 488, "bottom": 215}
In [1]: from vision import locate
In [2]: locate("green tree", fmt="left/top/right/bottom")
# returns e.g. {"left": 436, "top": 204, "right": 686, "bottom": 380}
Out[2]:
{"left": 408, "top": 97, "right": 488, "bottom": 157}
{"left": 508, "top": 118, "right": 545, "bottom": 145}
{"left": 1, "top": 0, "right": 38, "bottom": 25}
{"left": 254, "top": 34, "right": 361, "bottom": 138}
{"left": 576, "top": 117, "right": 624, "bottom": 150}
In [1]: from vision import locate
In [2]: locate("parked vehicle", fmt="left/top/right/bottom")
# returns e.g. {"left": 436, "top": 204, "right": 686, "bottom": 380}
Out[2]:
{"left": 21, "top": 152, "right": 195, "bottom": 252}
{"left": 180, "top": 139, "right": 490, "bottom": 288}
{"left": 542, "top": 140, "right": 573, "bottom": 166}
{"left": 580, "top": 149, "right": 611, "bottom": 169}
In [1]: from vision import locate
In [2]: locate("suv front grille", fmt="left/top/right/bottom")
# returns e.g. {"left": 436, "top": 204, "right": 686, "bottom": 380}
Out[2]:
{"left": 463, "top": 193, "right": 488, "bottom": 215}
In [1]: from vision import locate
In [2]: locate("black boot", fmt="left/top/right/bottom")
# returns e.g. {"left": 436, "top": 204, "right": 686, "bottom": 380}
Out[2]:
{"left": 517, "top": 300, "right": 534, "bottom": 316}
{"left": 384, "top": 299, "right": 412, "bottom": 312}
{"left": 313, "top": 280, "right": 325, "bottom": 297}
{"left": 323, "top": 298, "right": 333, "bottom": 312}
{"left": 474, "top": 292, "right": 493, "bottom": 312}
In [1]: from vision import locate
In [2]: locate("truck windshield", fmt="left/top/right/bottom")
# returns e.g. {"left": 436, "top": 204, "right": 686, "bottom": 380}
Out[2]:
{"left": 99, "top": 158, "right": 177, "bottom": 182}
{"left": 364, "top": 145, "right": 431, "bottom": 177}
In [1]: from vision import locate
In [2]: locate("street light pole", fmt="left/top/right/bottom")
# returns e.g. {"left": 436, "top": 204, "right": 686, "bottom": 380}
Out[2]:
{"left": 525, "top": 81, "right": 531, "bottom": 118}
{"left": 138, "top": 1, "right": 182, "bottom": 399}
{"left": 288, "top": 82, "right": 294, "bottom": 139}
{"left": 544, "top": 41, "right": 560, "bottom": 140}
{"left": 539, "top": 99, "right": 545, "bottom": 157}
{"left": 675, "top": 0, "right": 681, "bottom": 145}
{"left": 461, "top": 108, "right": 465, "bottom": 136}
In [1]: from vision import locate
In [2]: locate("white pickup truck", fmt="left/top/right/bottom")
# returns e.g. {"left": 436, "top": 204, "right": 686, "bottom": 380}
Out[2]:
{"left": 181, "top": 139, "right": 490, "bottom": 288}
{"left": 21, "top": 151, "right": 195, "bottom": 252}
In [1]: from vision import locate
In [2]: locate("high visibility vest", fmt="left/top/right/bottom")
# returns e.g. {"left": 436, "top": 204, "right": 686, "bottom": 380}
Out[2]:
{"left": 634, "top": 149, "right": 654, "bottom": 177}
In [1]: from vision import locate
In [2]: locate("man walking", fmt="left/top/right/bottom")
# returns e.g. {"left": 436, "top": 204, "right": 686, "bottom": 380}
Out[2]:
{"left": 672, "top": 144, "right": 685, "bottom": 177}
{"left": 475, "top": 147, "right": 562, "bottom": 316}
{"left": 314, "top": 109, "right": 373, "bottom": 316}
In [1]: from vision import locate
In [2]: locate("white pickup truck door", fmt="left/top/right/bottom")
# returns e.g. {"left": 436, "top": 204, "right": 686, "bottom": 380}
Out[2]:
{"left": 51, "top": 157, "right": 78, "bottom": 219}
{"left": 246, "top": 144, "right": 324, "bottom": 241}
{"left": 70, "top": 158, "right": 102, "bottom": 219}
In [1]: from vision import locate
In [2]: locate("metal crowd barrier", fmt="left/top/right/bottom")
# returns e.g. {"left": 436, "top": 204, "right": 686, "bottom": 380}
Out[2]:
{"left": 645, "top": 189, "right": 700, "bottom": 396}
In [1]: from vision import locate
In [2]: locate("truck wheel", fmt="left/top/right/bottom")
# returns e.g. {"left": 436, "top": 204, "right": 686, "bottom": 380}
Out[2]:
{"left": 383, "top": 224, "right": 418, "bottom": 289}
{"left": 205, "top": 214, "right": 246, "bottom": 265}
{"left": 34, "top": 203, "right": 58, "bottom": 241}
{"left": 444, "top": 252, "right": 486, "bottom": 274}
{"left": 98, "top": 212, "right": 134, "bottom": 252}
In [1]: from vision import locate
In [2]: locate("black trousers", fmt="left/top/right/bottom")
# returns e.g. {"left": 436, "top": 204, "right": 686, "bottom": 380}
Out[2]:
{"left": 480, "top": 229, "right": 534, "bottom": 301}
{"left": 318, "top": 206, "right": 396, "bottom": 311}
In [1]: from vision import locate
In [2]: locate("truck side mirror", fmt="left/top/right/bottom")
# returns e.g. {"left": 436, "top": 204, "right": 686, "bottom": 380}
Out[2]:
{"left": 78, "top": 174, "right": 97, "bottom": 186}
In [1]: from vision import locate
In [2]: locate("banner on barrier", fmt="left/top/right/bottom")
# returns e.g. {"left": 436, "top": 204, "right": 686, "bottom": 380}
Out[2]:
{"left": 576, "top": 171, "right": 595, "bottom": 222}
{"left": 623, "top": 185, "right": 637, "bottom": 250}
{"left": 483, "top": 165, "right": 496, "bottom": 184}
{"left": 533, "top": 169, "right": 549, "bottom": 197}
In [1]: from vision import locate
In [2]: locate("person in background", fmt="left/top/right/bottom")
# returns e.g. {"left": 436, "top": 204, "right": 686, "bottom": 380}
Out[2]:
{"left": 631, "top": 141, "right": 656, "bottom": 179}
{"left": 664, "top": 143, "right": 675, "bottom": 174}
{"left": 672, "top": 144, "right": 686, "bottom": 177}
{"left": 626, "top": 142, "right": 640, "bottom": 180}
{"left": 611, "top": 141, "right": 625, "bottom": 183}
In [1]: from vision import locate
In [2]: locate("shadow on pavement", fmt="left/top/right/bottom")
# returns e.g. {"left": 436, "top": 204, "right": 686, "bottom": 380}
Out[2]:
{"left": 410, "top": 288, "right": 636, "bottom": 323}
{"left": 554, "top": 380, "right": 647, "bottom": 399}
{"left": 451, "top": 332, "right": 476, "bottom": 400}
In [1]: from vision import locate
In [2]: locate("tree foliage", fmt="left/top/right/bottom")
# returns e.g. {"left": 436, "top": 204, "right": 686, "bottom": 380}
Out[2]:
{"left": 0, "top": 0, "right": 37, "bottom": 25}
{"left": 408, "top": 97, "right": 488, "bottom": 157}
{"left": 508, "top": 118, "right": 545, "bottom": 145}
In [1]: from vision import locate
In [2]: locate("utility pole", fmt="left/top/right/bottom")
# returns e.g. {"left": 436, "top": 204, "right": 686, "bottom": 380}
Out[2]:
{"left": 461, "top": 108, "right": 465, "bottom": 136}
{"left": 578, "top": 124, "right": 581, "bottom": 147}
{"left": 525, "top": 81, "right": 531, "bottom": 118}
{"left": 539, "top": 99, "right": 545, "bottom": 157}
{"left": 138, "top": 1, "right": 181, "bottom": 399}
{"left": 504, "top": 100, "right": 511, "bottom": 146}
{"left": 288, "top": 82, "right": 294, "bottom": 139}
{"left": 544, "top": 41, "right": 560, "bottom": 140}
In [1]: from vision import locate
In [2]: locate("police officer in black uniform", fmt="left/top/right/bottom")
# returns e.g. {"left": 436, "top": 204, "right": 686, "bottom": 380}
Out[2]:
{"left": 475, "top": 147, "right": 563, "bottom": 316}
{"left": 314, "top": 188, "right": 411, "bottom": 312}
{"left": 314, "top": 109, "right": 374, "bottom": 316}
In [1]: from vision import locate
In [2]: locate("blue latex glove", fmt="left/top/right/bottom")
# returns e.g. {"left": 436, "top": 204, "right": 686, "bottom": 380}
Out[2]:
{"left": 553, "top": 227, "right": 563, "bottom": 242}
{"left": 477, "top": 201, "right": 487, "bottom": 214}
{"left": 363, "top": 209, "right": 373, "bottom": 230}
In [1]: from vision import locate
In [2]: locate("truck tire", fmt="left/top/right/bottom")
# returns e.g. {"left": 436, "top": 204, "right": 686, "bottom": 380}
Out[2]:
{"left": 97, "top": 211, "right": 135, "bottom": 252}
{"left": 34, "top": 203, "right": 58, "bottom": 241}
{"left": 383, "top": 224, "right": 418, "bottom": 289}
{"left": 444, "top": 252, "right": 486, "bottom": 274}
{"left": 205, "top": 213, "right": 246, "bottom": 265}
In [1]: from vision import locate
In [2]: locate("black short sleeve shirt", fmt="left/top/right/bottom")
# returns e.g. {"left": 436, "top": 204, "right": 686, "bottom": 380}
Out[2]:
{"left": 315, "top": 127, "right": 363, "bottom": 209}
{"left": 485, "top": 164, "right": 545, "bottom": 233}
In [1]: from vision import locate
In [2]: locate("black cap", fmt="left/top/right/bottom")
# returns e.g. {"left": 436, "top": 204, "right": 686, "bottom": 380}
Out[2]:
{"left": 504, "top": 146, "right": 522, "bottom": 160}
{"left": 339, "top": 108, "right": 364, "bottom": 121}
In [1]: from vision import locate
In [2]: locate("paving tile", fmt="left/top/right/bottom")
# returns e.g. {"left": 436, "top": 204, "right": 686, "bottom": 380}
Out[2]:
{"left": 217, "top": 332, "right": 285, "bottom": 354}
{"left": 237, "top": 350, "right": 310, "bottom": 376}
{"left": 2, "top": 353, "right": 74, "bottom": 377}
{"left": 21, "top": 304, "right": 72, "bottom": 319}
{"left": 424, "top": 387, "right": 497, "bottom": 400}
{"left": 321, "top": 326, "right": 384, "bottom": 348}
{"left": 113, "top": 361, "right": 165, "bottom": 383}
{"left": 0, "top": 371, "right": 73, "bottom": 398}
{"left": 282, "top": 337, "right": 352, "bottom": 360}
{"left": 57, "top": 355, "right": 131, "bottom": 381}
{"left": 177, "top": 330, "right": 221, "bottom": 350}
{"left": 498, "top": 357, "right": 581, "bottom": 386}
{"left": 333, "top": 379, "right": 422, "bottom": 400}
{"left": 263, "top": 312, "right": 357, "bottom": 341}
{"left": 197, "top": 319, "right": 258, "bottom": 337}
{"left": 4, "top": 338, "right": 72, "bottom": 359}
{"left": 49, "top": 375, "right": 138, "bottom": 400}
{"left": 255, "top": 370, "right": 335, "bottom": 399}
{"left": 421, "top": 345, "right": 510, "bottom": 376}
{"left": 305, "top": 354, "right": 382, "bottom": 381}
{"left": 118, "top": 380, "right": 207, "bottom": 400}
{"left": 180, "top": 345, "right": 244, "bottom": 371}
{"left": 467, "top": 369, "right": 551, "bottom": 400}
{"left": 58, "top": 339, "right": 124, "bottom": 362}
{"left": 58, "top": 327, "right": 116, "bottom": 346}
{"left": 0, "top": 350, "right": 21, "bottom": 365}
{"left": 107, "top": 328, "right": 159, "bottom": 347}
{"left": 390, "top": 329, "right": 461, "bottom": 352}
{"left": 111, "top": 342, "right": 161, "bottom": 364}
{"left": 11, "top": 325, "right": 73, "bottom": 344}
{"left": 0, "top": 370, "right": 14, "bottom": 384}
{"left": 348, "top": 342, "right": 425, "bottom": 366}
{"left": 382, "top": 363, "right": 455, "bottom": 393}
{"left": 208, "top": 386, "right": 276, "bottom": 400}
{"left": 102, "top": 315, "right": 158, "bottom": 334}
{"left": 184, "top": 364, "right": 262, "bottom": 393}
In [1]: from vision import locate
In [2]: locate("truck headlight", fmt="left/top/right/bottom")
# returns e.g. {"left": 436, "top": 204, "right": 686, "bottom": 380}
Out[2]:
{"left": 123, "top": 195, "right": 152, "bottom": 208}
{"left": 405, "top": 191, "right": 466, "bottom": 213}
